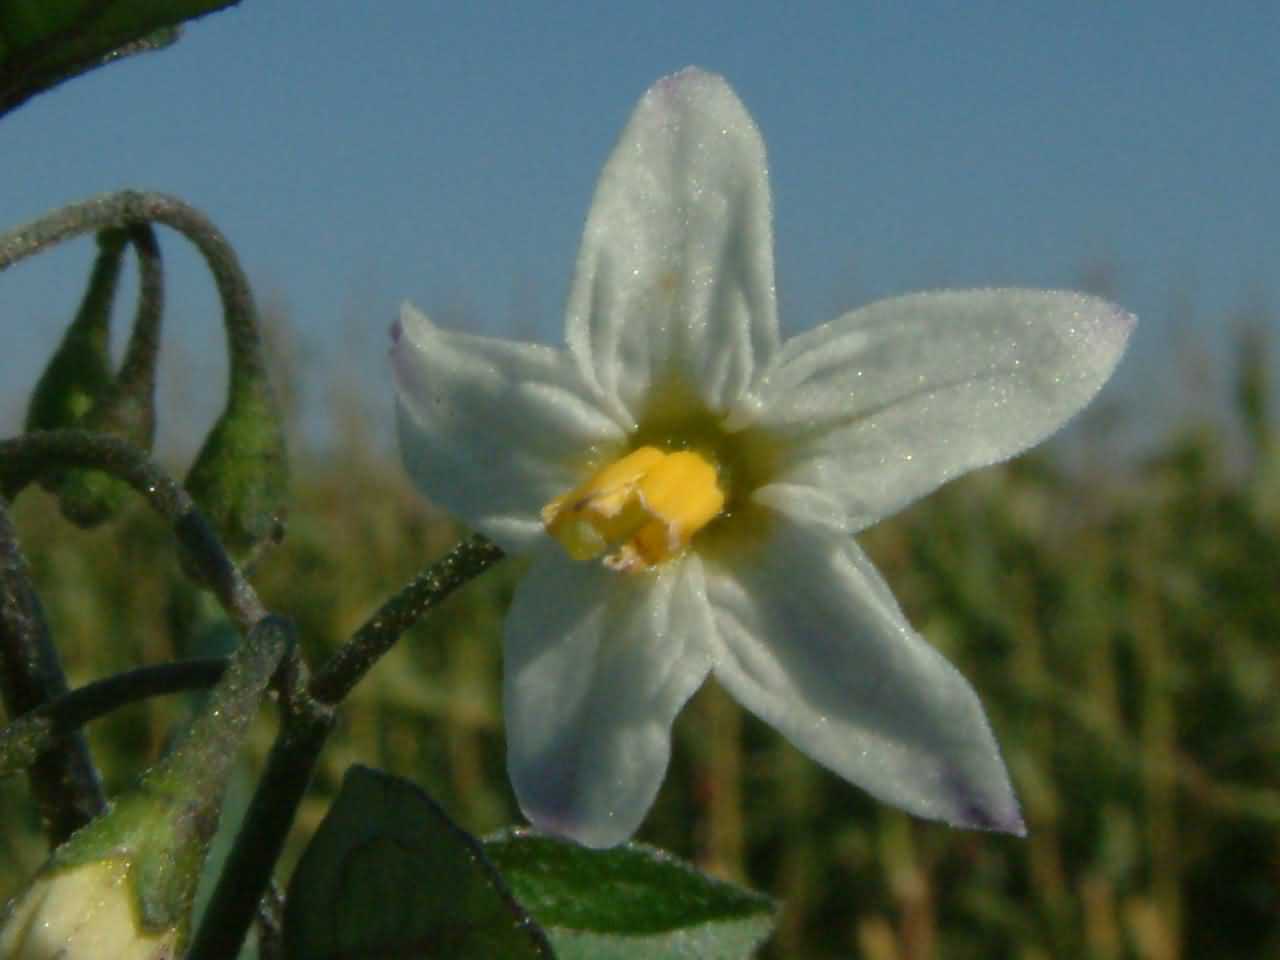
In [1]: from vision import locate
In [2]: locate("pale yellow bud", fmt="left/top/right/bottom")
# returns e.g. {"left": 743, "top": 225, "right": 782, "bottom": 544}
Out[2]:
{"left": 0, "top": 861, "right": 177, "bottom": 959}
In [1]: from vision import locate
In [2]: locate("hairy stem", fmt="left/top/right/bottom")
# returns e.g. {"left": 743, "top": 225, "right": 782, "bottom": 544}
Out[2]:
{"left": 190, "top": 535, "right": 505, "bottom": 957}
{"left": 0, "top": 657, "right": 228, "bottom": 776}
{"left": 0, "top": 502, "right": 105, "bottom": 842}
{"left": 310, "top": 533, "right": 504, "bottom": 705}
{"left": 113, "top": 221, "right": 164, "bottom": 400}
{"left": 0, "top": 430, "right": 266, "bottom": 630}
{"left": 186, "top": 689, "right": 333, "bottom": 960}
{"left": 0, "top": 190, "right": 268, "bottom": 387}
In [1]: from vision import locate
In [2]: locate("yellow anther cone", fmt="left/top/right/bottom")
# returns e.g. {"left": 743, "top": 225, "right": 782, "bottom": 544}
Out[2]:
{"left": 543, "top": 446, "right": 725, "bottom": 571}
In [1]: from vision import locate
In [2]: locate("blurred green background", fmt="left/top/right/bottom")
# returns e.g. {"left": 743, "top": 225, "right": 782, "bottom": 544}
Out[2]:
{"left": 2, "top": 331, "right": 1278, "bottom": 959}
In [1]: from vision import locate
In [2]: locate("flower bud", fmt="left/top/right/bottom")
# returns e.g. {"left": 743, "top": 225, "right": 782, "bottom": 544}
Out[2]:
{"left": 0, "top": 860, "right": 177, "bottom": 959}
{"left": 0, "top": 617, "right": 289, "bottom": 957}
{"left": 183, "top": 375, "right": 289, "bottom": 568}
{"left": 57, "top": 224, "right": 163, "bottom": 527}
{"left": 19, "top": 229, "right": 125, "bottom": 498}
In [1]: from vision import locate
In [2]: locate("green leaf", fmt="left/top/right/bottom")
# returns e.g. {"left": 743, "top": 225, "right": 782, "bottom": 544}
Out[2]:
{"left": 283, "top": 765, "right": 554, "bottom": 960}
{"left": 0, "top": 0, "right": 239, "bottom": 118}
{"left": 484, "top": 830, "right": 778, "bottom": 960}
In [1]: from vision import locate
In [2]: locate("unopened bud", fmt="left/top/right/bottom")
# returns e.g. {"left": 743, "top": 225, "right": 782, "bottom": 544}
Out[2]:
{"left": 19, "top": 229, "right": 125, "bottom": 497}
{"left": 184, "top": 376, "right": 289, "bottom": 567}
{"left": 0, "top": 618, "right": 289, "bottom": 957}
{"left": 56, "top": 224, "right": 164, "bottom": 527}
{"left": 0, "top": 860, "right": 178, "bottom": 959}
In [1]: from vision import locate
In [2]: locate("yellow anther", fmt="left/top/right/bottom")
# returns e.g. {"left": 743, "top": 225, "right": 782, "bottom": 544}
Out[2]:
{"left": 542, "top": 446, "right": 726, "bottom": 572}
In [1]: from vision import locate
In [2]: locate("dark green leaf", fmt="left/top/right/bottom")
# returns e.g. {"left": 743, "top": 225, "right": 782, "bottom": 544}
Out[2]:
{"left": 283, "top": 766, "right": 553, "bottom": 960}
{"left": 485, "top": 830, "right": 777, "bottom": 960}
{"left": 0, "top": 0, "right": 239, "bottom": 117}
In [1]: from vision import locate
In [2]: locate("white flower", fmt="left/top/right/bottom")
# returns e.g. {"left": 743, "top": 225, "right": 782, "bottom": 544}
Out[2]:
{"left": 392, "top": 68, "right": 1134, "bottom": 848}
{"left": 0, "top": 861, "right": 177, "bottom": 959}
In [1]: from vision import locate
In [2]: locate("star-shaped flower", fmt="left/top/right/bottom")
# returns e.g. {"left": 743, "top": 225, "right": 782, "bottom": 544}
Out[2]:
{"left": 392, "top": 68, "right": 1134, "bottom": 848}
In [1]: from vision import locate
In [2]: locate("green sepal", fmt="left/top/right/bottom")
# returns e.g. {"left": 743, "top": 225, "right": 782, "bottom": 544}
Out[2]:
{"left": 55, "top": 224, "right": 164, "bottom": 527}
{"left": 20, "top": 228, "right": 125, "bottom": 497}
{"left": 56, "top": 459, "right": 140, "bottom": 528}
{"left": 37, "top": 618, "right": 288, "bottom": 941}
{"left": 183, "top": 375, "right": 289, "bottom": 567}
{"left": 42, "top": 782, "right": 204, "bottom": 935}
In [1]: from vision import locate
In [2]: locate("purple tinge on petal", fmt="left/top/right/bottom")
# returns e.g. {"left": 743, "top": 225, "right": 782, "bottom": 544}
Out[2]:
{"left": 651, "top": 66, "right": 703, "bottom": 111}
{"left": 503, "top": 550, "right": 716, "bottom": 848}
{"left": 704, "top": 518, "right": 1026, "bottom": 837}
{"left": 513, "top": 734, "right": 661, "bottom": 850}
{"left": 1086, "top": 299, "right": 1138, "bottom": 360}
{"left": 1051, "top": 291, "right": 1137, "bottom": 374}
{"left": 941, "top": 765, "right": 1027, "bottom": 837}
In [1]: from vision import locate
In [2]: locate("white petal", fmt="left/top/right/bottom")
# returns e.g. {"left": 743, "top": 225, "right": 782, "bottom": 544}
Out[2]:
{"left": 392, "top": 303, "right": 623, "bottom": 551}
{"left": 504, "top": 546, "right": 713, "bottom": 848}
{"left": 705, "top": 516, "right": 1024, "bottom": 834}
{"left": 564, "top": 68, "right": 779, "bottom": 423}
{"left": 751, "top": 481, "right": 848, "bottom": 534}
{"left": 752, "top": 290, "right": 1135, "bottom": 529}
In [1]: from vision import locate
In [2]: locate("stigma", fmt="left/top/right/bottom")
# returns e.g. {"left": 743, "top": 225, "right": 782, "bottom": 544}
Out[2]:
{"left": 542, "top": 446, "right": 726, "bottom": 572}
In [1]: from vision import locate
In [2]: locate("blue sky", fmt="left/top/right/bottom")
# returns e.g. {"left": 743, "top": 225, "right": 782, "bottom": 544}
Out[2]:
{"left": 2, "top": 3, "right": 1277, "bottom": 452}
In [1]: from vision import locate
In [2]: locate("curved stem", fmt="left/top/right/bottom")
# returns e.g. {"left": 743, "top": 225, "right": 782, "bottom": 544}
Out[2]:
{"left": 0, "top": 189, "right": 270, "bottom": 389}
{"left": 0, "top": 500, "right": 106, "bottom": 842}
{"left": 144, "top": 617, "right": 291, "bottom": 810}
{"left": 191, "top": 534, "right": 505, "bottom": 958}
{"left": 0, "top": 430, "right": 266, "bottom": 631}
{"left": 187, "top": 687, "right": 334, "bottom": 960}
{"left": 115, "top": 221, "right": 164, "bottom": 395}
{"left": 0, "top": 657, "right": 227, "bottom": 776}
{"left": 310, "top": 533, "right": 504, "bottom": 704}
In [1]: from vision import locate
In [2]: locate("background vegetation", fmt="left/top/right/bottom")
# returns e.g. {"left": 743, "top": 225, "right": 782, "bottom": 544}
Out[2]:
{"left": 1, "top": 327, "right": 1277, "bottom": 959}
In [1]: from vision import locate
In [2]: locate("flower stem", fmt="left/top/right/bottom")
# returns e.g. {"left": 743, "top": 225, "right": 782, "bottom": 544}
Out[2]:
{"left": 0, "top": 190, "right": 269, "bottom": 386}
{"left": 190, "top": 534, "right": 505, "bottom": 957}
{"left": 309, "top": 533, "right": 504, "bottom": 704}
{"left": 0, "top": 657, "right": 228, "bottom": 776}
{"left": 186, "top": 685, "right": 334, "bottom": 960}
{"left": 0, "top": 430, "right": 266, "bottom": 630}
{"left": 115, "top": 223, "right": 164, "bottom": 390}
{"left": 151, "top": 618, "right": 290, "bottom": 800}
{"left": 0, "top": 501, "right": 105, "bottom": 843}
